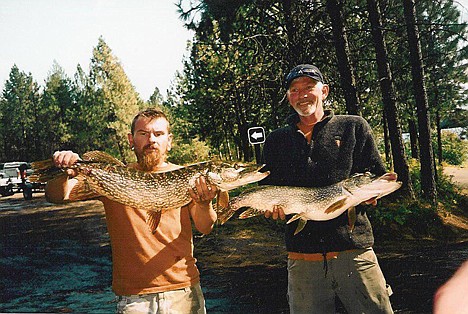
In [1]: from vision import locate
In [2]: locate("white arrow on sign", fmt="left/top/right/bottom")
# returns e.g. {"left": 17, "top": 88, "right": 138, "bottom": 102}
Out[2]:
{"left": 250, "top": 131, "right": 263, "bottom": 140}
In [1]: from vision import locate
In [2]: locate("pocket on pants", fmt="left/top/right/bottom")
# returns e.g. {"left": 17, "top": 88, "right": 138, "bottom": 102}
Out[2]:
{"left": 116, "top": 295, "right": 150, "bottom": 314}
{"left": 353, "top": 248, "right": 378, "bottom": 271}
{"left": 164, "top": 285, "right": 206, "bottom": 314}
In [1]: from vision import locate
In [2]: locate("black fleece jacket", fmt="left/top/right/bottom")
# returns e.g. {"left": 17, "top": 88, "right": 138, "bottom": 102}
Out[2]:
{"left": 261, "top": 110, "right": 386, "bottom": 253}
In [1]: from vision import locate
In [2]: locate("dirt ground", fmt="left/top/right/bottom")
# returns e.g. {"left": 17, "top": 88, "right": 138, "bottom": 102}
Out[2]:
{"left": 444, "top": 165, "right": 468, "bottom": 193}
{"left": 1, "top": 167, "right": 468, "bottom": 313}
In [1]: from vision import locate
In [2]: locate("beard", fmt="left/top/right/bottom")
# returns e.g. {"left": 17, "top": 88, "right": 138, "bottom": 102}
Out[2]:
{"left": 294, "top": 101, "right": 316, "bottom": 117}
{"left": 135, "top": 145, "right": 165, "bottom": 171}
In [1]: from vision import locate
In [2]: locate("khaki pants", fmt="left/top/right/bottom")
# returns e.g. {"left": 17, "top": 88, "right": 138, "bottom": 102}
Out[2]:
{"left": 116, "top": 284, "right": 206, "bottom": 314}
{"left": 288, "top": 248, "right": 394, "bottom": 314}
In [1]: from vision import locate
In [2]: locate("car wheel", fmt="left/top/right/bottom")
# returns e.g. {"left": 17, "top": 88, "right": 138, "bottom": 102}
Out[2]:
{"left": 1, "top": 184, "right": 14, "bottom": 197}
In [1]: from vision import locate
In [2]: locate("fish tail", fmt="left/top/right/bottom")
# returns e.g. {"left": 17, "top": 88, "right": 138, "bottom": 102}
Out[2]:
{"left": 29, "top": 159, "right": 63, "bottom": 182}
{"left": 293, "top": 218, "right": 308, "bottom": 235}
{"left": 216, "top": 200, "right": 238, "bottom": 225}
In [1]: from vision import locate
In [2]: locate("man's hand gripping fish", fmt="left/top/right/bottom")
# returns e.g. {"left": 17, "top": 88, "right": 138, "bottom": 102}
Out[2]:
{"left": 217, "top": 172, "right": 402, "bottom": 234}
{"left": 30, "top": 151, "right": 269, "bottom": 231}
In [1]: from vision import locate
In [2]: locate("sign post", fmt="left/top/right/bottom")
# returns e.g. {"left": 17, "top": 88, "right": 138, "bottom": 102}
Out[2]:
{"left": 247, "top": 127, "right": 266, "bottom": 164}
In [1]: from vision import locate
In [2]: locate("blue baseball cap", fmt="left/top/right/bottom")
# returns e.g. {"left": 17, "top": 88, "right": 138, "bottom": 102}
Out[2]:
{"left": 284, "top": 64, "right": 324, "bottom": 89}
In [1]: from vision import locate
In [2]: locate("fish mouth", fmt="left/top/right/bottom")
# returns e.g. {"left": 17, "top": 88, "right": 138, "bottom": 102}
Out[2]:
{"left": 380, "top": 172, "right": 397, "bottom": 181}
{"left": 206, "top": 162, "right": 269, "bottom": 190}
{"left": 236, "top": 163, "right": 266, "bottom": 174}
{"left": 217, "top": 170, "right": 270, "bottom": 190}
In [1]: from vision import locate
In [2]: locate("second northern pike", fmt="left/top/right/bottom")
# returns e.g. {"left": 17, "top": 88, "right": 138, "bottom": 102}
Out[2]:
{"left": 30, "top": 151, "right": 269, "bottom": 212}
{"left": 217, "top": 172, "right": 402, "bottom": 234}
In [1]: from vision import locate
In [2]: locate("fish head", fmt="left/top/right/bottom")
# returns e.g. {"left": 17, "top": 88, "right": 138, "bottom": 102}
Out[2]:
{"left": 207, "top": 162, "right": 269, "bottom": 191}
{"left": 342, "top": 172, "right": 376, "bottom": 192}
{"left": 343, "top": 172, "right": 402, "bottom": 199}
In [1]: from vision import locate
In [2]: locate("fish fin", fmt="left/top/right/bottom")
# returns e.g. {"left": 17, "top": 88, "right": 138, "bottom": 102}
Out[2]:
{"left": 68, "top": 175, "right": 100, "bottom": 201}
{"left": 324, "top": 196, "right": 349, "bottom": 214}
{"left": 29, "top": 159, "right": 63, "bottom": 182}
{"left": 216, "top": 208, "right": 238, "bottom": 225}
{"left": 214, "top": 190, "right": 234, "bottom": 225}
{"left": 216, "top": 190, "right": 230, "bottom": 209}
{"left": 294, "top": 219, "right": 308, "bottom": 235}
{"left": 361, "top": 193, "right": 380, "bottom": 204}
{"left": 82, "top": 151, "right": 125, "bottom": 166}
{"left": 146, "top": 211, "right": 162, "bottom": 234}
{"left": 215, "top": 198, "right": 238, "bottom": 225}
{"left": 348, "top": 207, "right": 357, "bottom": 232}
{"left": 287, "top": 214, "right": 304, "bottom": 224}
{"left": 239, "top": 208, "right": 264, "bottom": 219}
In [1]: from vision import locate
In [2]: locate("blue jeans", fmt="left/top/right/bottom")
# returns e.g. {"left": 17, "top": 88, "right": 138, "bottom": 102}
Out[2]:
{"left": 288, "top": 248, "right": 393, "bottom": 314}
{"left": 116, "top": 284, "right": 206, "bottom": 314}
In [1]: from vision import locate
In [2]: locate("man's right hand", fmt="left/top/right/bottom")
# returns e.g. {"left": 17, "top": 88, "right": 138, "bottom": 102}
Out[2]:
{"left": 52, "top": 151, "right": 80, "bottom": 178}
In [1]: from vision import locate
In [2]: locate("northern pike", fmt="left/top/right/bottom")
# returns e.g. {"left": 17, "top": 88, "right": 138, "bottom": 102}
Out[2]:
{"left": 217, "top": 172, "right": 402, "bottom": 234}
{"left": 30, "top": 151, "right": 269, "bottom": 232}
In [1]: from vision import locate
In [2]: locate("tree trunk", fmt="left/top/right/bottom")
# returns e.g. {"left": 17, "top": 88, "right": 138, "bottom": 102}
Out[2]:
{"left": 325, "top": 0, "right": 360, "bottom": 115}
{"left": 436, "top": 109, "right": 443, "bottom": 165}
{"left": 382, "top": 112, "right": 392, "bottom": 167}
{"left": 403, "top": 0, "right": 437, "bottom": 204}
{"left": 254, "top": 144, "right": 262, "bottom": 165}
{"left": 367, "top": 0, "right": 414, "bottom": 197}
{"left": 281, "top": 0, "right": 301, "bottom": 65}
{"left": 223, "top": 138, "right": 231, "bottom": 161}
{"left": 239, "top": 124, "right": 252, "bottom": 162}
{"left": 408, "top": 119, "right": 419, "bottom": 159}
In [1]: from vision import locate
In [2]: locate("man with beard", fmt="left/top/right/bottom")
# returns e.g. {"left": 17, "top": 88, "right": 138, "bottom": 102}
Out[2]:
{"left": 46, "top": 108, "right": 217, "bottom": 314}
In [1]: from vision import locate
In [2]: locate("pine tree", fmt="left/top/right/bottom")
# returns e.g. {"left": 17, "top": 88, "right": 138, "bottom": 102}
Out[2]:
{"left": 89, "top": 37, "right": 141, "bottom": 162}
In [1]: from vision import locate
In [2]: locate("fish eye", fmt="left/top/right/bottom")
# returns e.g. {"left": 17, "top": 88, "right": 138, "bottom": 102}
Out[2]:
{"left": 233, "top": 163, "right": 247, "bottom": 170}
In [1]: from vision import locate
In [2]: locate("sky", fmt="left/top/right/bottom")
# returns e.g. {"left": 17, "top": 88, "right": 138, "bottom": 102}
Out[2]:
{"left": 457, "top": 0, "right": 468, "bottom": 20}
{"left": 1, "top": 1, "right": 467, "bottom": 102}
{"left": 0, "top": 0, "right": 194, "bottom": 101}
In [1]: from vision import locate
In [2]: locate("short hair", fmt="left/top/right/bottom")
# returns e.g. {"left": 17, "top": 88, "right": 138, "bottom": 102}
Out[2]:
{"left": 131, "top": 108, "right": 171, "bottom": 135}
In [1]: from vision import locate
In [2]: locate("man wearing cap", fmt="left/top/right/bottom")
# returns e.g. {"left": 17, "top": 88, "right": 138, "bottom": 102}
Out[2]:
{"left": 261, "top": 64, "right": 394, "bottom": 313}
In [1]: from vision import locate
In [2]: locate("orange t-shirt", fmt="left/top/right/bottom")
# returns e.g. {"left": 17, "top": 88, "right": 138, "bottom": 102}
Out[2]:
{"left": 50, "top": 161, "right": 201, "bottom": 296}
{"left": 87, "top": 162, "right": 200, "bottom": 296}
{"left": 101, "top": 198, "right": 200, "bottom": 295}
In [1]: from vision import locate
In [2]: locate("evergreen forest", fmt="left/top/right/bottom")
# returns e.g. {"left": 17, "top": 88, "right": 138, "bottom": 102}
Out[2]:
{"left": 1, "top": 0, "right": 467, "bottom": 207}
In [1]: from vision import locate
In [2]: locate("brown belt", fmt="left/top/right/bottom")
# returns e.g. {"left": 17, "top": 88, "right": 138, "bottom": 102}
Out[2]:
{"left": 288, "top": 249, "right": 361, "bottom": 261}
{"left": 288, "top": 252, "right": 338, "bottom": 261}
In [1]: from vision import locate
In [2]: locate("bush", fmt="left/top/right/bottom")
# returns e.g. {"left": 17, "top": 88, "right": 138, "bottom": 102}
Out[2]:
{"left": 370, "top": 161, "right": 467, "bottom": 241}
{"left": 168, "top": 137, "right": 210, "bottom": 165}
{"left": 440, "top": 132, "right": 467, "bottom": 166}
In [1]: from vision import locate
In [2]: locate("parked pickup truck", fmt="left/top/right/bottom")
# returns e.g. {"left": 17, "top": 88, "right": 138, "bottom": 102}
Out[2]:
{"left": 0, "top": 161, "right": 46, "bottom": 200}
{"left": 0, "top": 171, "right": 15, "bottom": 197}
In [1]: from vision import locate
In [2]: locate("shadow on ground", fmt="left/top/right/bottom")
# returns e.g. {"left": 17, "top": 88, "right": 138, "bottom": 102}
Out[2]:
{"left": 1, "top": 194, "right": 468, "bottom": 313}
